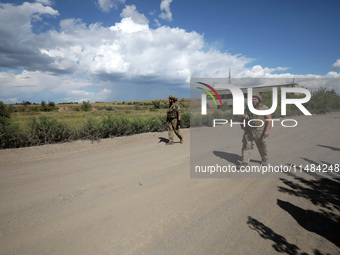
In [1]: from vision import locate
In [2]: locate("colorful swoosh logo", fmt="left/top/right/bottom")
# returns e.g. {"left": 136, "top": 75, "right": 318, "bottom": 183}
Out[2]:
{"left": 196, "top": 82, "right": 223, "bottom": 107}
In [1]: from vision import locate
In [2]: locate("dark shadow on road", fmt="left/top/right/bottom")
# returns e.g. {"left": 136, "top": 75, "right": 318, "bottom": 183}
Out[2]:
{"left": 247, "top": 216, "right": 301, "bottom": 254}
{"left": 213, "top": 151, "right": 261, "bottom": 165}
{"left": 277, "top": 199, "right": 340, "bottom": 247}
{"left": 317, "top": 144, "right": 340, "bottom": 151}
{"left": 278, "top": 178, "right": 340, "bottom": 211}
{"left": 247, "top": 216, "right": 334, "bottom": 255}
{"left": 320, "top": 161, "right": 340, "bottom": 178}
{"left": 300, "top": 158, "right": 328, "bottom": 178}
{"left": 158, "top": 137, "right": 169, "bottom": 144}
{"left": 213, "top": 151, "right": 241, "bottom": 165}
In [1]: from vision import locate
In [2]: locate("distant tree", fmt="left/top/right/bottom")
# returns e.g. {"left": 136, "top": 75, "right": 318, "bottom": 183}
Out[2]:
{"left": 40, "top": 100, "right": 47, "bottom": 111}
{"left": 48, "top": 101, "right": 55, "bottom": 107}
{"left": 304, "top": 87, "right": 340, "bottom": 114}
{"left": 22, "top": 100, "right": 31, "bottom": 106}
{"left": 81, "top": 101, "right": 92, "bottom": 111}
{"left": 40, "top": 100, "right": 56, "bottom": 112}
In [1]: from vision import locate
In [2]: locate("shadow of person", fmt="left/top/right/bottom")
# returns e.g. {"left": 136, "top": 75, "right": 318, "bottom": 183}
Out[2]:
{"left": 277, "top": 199, "right": 340, "bottom": 247}
{"left": 158, "top": 137, "right": 169, "bottom": 144}
{"left": 213, "top": 151, "right": 242, "bottom": 165}
{"left": 213, "top": 151, "right": 261, "bottom": 165}
{"left": 247, "top": 216, "right": 300, "bottom": 254}
{"left": 317, "top": 144, "right": 340, "bottom": 151}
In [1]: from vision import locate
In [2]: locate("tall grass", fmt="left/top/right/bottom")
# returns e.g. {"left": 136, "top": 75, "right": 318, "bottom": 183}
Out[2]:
{"left": 0, "top": 117, "right": 25, "bottom": 148}
{"left": 0, "top": 112, "right": 191, "bottom": 149}
{"left": 26, "top": 115, "right": 71, "bottom": 146}
{"left": 190, "top": 110, "right": 234, "bottom": 127}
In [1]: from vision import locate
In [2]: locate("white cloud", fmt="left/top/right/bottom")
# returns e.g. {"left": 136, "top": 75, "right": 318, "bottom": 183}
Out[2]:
{"left": 332, "top": 58, "right": 340, "bottom": 69}
{"left": 239, "top": 65, "right": 293, "bottom": 78}
{"left": 0, "top": 2, "right": 58, "bottom": 36}
{"left": 154, "top": 18, "right": 161, "bottom": 27}
{"left": 159, "top": 0, "right": 173, "bottom": 21}
{"left": 0, "top": 2, "right": 59, "bottom": 70}
{"left": 96, "top": 0, "right": 126, "bottom": 13}
{"left": 326, "top": 71, "right": 340, "bottom": 78}
{"left": 0, "top": 70, "right": 112, "bottom": 103}
{"left": 35, "top": 0, "right": 53, "bottom": 6}
{"left": 120, "top": 5, "right": 149, "bottom": 25}
{"left": 68, "top": 88, "right": 112, "bottom": 103}
{"left": 0, "top": 2, "right": 339, "bottom": 103}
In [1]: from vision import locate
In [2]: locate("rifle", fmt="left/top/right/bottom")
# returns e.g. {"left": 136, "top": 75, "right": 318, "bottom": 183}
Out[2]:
{"left": 243, "top": 107, "right": 254, "bottom": 150}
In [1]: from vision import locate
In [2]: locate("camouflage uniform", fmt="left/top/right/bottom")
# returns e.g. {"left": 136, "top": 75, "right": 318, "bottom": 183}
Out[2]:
{"left": 241, "top": 103, "right": 269, "bottom": 164}
{"left": 167, "top": 96, "right": 183, "bottom": 144}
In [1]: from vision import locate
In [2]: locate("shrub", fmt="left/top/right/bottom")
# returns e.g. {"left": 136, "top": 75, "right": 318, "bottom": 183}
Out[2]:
{"left": 189, "top": 111, "right": 231, "bottom": 128}
{"left": 81, "top": 101, "right": 92, "bottom": 112}
{"left": 306, "top": 87, "right": 340, "bottom": 114}
{"left": 151, "top": 100, "right": 161, "bottom": 109}
{"left": 181, "top": 111, "right": 190, "bottom": 128}
{"left": 0, "top": 117, "right": 25, "bottom": 148}
{"left": 104, "top": 105, "right": 116, "bottom": 111}
{"left": 146, "top": 115, "right": 166, "bottom": 132}
{"left": 190, "top": 114, "right": 202, "bottom": 127}
{"left": 129, "top": 117, "right": 148, "bottom": 134}
{"left": 0, "top": 101, "right": 11, "bottom": 118}
{"left": 26, "top": 115, "right": 71, "bottom": 145}
{"left": 40, "top": 100, "right": 54, "bottom": 112}
{"left": 101, "top": 115, "right": 130, "bottom": 138}
{"left": 78, "top": 116, "right": 102, "bottom": 141}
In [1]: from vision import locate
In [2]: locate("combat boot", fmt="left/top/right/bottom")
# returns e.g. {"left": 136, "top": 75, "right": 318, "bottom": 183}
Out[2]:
{"left": 166, "top": 141, "right": 174, "bottom": 145}
{"left": 236, "top": 160, "right": 248, "bottom": 169}
{"left": 261, "top": 161, "right": 268, "bottom": 166}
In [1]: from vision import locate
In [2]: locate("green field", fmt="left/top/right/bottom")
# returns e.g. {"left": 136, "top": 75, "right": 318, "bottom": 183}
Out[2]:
{"left": 10, "top": 99, "right": 191, "bottom": 131}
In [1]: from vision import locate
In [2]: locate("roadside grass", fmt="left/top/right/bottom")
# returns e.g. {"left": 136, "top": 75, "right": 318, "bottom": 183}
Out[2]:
{"left": 1, "top": 99, "right": 191, "bottom": 149}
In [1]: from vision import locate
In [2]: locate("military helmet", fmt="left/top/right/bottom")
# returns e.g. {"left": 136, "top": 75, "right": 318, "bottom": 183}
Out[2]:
{"left": 252, "top": 91, "right": 262, "bottom": 102}
{"left": 168, "top": 95, "right": 177, "bottom": 101}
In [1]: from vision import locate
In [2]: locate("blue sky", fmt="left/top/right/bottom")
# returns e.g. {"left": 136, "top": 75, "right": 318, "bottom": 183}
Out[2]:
{"left": 0, "top": 0, "right": 339, "bottom": 103}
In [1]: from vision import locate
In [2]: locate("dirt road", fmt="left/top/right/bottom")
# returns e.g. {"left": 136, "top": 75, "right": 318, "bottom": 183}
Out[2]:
{"left": 1, "top": 113, "right": 339, "bottom": 255}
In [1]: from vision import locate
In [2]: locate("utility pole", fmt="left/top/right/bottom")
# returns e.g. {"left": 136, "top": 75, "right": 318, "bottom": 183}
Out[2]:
{"left": 229, "top": 67, "right": 231, "bottom": 84}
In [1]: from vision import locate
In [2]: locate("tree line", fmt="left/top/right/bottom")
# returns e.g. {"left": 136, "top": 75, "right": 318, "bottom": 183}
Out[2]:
{"left": 261, "top": 87, "right": 340, "bottom": 117}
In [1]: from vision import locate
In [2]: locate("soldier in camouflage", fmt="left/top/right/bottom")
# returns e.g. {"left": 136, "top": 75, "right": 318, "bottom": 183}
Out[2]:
{"left": 238, "top": 91, "right": 272, "bottom": 167}
{"left": 166, "top": 95, "right": 183, "bottom": 145}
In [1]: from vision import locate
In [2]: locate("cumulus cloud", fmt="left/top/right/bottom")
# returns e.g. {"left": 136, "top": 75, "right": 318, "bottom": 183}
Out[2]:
{"left": 0, "top": 2, "right": 59, "bottom": 70}
{"left": 326, "top": 71, "right": 340, "bottom": 78}
{"left": 96, "top": 0, "right": 126, "bottom": 13}
{"left": 159, "top": 0, "right": 173, "bottom": 21}
{"left": 0, "top": 70, "right": 111, "bottom": 103}
{"left": 0, "top": 2, "right": 339, "bottom": 103}
{"left": 35, "top": 0, "right": 53, "bottom": 6}
{"left": 120, "top": 5, "right": 149, "bottom": 25}
{"left": 332, "top": 58, "right": 340, "bottom": 69}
